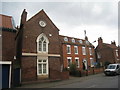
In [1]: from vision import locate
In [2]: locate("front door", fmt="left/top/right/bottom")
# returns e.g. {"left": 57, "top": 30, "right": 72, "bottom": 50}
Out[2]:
{"left": 2, "top": 64, "right": 10, "bottom": 89}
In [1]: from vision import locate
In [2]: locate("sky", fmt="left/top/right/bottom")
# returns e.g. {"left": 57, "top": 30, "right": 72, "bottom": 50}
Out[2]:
{"left": 1, "top": 0, "right": 119, "bottom": 47}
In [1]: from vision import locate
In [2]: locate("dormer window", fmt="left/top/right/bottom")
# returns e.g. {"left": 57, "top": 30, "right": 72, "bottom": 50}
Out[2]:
{"left": 64, "top": 37, "right": 68, "bottom": 41}
{"left": 72, "top": 38, "right": 75, "bottom": 43}
{"left": 79, "top": 40, "right": 83, "bottom": 44}
{"left": 85, "top": 40, "right": 89, "bottom": 45}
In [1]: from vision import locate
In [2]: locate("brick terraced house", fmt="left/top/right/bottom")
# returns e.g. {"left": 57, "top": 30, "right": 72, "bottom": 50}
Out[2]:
{"left": 0, "top": 14, "right": 17, "bottom": 88}
{"left": 59, "top": 35, "right": 96, "bottom": 75}
{"left": 95, "top": 37, "right": 120, "bottom": 67}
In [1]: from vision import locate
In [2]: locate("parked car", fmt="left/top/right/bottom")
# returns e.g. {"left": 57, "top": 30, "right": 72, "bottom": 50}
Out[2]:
{"left": 104, "top": 64, "right": 120, "bottom": 76}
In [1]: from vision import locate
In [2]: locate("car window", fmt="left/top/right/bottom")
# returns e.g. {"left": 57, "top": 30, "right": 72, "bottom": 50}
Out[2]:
{"left": 116, "top": 65, "right": 119, "bottom": 69}
{"left": 107, "top": 65, "right": 116, "bottom": 69}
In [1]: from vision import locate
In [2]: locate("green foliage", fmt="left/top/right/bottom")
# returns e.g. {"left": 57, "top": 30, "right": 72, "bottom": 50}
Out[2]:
{"left": 69, "top": 63, "right": 81, "bottom": 77}
{"left": 104, "top": 61, "right": 111, "bottom": 69}
{"left": 63, "top": 67, "right": 69, "bottom": 71}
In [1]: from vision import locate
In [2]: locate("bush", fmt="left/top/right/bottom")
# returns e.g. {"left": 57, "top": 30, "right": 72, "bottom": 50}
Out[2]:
{"left": 104, "top": 61, "right": 111, "bottom": 69}
{"left": 63, "top": 67, "right": 69, "bottom": 71}
{"left": 69, "top": 64, "right": 77, "bottom": 75}
{"left": 69, "top": 63, "right": 81, "bottom": 77}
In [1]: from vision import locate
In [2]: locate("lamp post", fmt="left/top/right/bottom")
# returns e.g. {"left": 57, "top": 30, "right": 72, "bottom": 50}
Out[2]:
{"left": 84, "top": 30, "right": 96, "bottom": 75}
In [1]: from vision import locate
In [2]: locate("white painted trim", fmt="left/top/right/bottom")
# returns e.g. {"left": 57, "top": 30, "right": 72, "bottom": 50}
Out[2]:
{"left": 48, "top": 54, "right": 60, "bottom": 57}
{"left": 0, "top": 61, "right": 12, "bottom": 64}
{"left": 82, "top": 46, "right": 86, "bottom": 55}
{"left": 67, "top": 57, "right": 72, "bottom": 68}
{"left": 89, "top": 47, "right": 92, "bottom": 55}
{"left": 67, "top": 57, "right": 72, "bottom": 59}
{"left": 9, "top": 64, "right": 11, "bottom": 88}
{"left": 67, "top": 45, "right": 71, "bottom": 54}
{"left": 74, "top": 46, "right": 78, "bottom": 54}
{"left": 22, "top": 53, "right": 60, "bottom": 57}
{"left": 36, "top": 33, "right": 49, "bottom": 53}
{"left": 37, "top": 58, "right": 49, "bottom": 75}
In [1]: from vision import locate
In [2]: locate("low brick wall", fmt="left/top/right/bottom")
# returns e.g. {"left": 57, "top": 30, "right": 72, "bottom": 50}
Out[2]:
{"left": 61, "top": 71, "right": 69, "bottom": 80}
{"left": 80, "top": 67, "right": 104, "bottom": 76}
{"left": 49, "top": 69, "right": 61, "bottom": 80}
{"left": 94, "top": 68, "right": 104, "bottom": 74}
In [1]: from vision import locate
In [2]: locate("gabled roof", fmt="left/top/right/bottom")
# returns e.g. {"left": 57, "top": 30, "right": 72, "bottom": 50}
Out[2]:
{"left": 96, "top": 43, "right": 118, "bottom": 50}
{"left": 0, "top": 14, "right": 15, "bottom": 29}
{"left": 103, "top": 43, "right": 118, "bottom": 49}
{"left": 26, "top": 9, "right": 59, "bottom": 31}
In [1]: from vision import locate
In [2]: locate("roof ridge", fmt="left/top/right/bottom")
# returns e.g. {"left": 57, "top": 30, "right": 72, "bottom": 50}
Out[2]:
{"left": 0, "top": 14, "right": 12, "bottom": 18}
{"left": 59, "top": 35, "right": 84, "bottom": 40}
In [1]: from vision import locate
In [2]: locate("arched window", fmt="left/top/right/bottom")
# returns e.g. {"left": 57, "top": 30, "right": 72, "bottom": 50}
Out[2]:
{"left": 36, "top": 33, "right": 49, "bottom": 53}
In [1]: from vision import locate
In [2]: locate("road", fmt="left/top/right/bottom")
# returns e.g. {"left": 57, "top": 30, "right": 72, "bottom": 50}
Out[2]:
{"left": 18, "top": 73, "right": 119, "bottom": 88}
{"left": 51, "top": 73, "right": 119, "bottom": 88}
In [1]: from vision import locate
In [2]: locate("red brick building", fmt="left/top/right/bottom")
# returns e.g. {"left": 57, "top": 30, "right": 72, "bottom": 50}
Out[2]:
{"left": 59, "top": 35, "right": 96, "bottom": 73}
{"left": 1, "top": 9, "right": 96, "bottom": 87}
{"left": 95, "top": 37, "right": 120, "bottom": 67}
{"left": 16, "top": 9, "right": 64, "bottom": 83}
{"left": 0, "top": 14, "right": 17, "bottom": 88}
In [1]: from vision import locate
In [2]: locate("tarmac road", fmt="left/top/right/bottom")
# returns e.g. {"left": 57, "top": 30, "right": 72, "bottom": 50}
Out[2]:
{"left": 18, "top": 73, "right": 119, "bottom": 88}
{"left": 51, "top": 73, "right": 119, "bottom": 88}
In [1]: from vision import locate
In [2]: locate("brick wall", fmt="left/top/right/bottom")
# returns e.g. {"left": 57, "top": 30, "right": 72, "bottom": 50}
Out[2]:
{"left": 62, "top": 43, "right": 96, "bottom": 71}
{"left": 2, "top": 31, "right": 16, "bottom": 61}
{"left": 21, "top": 56, "right": 37, "bottom": 82}
{"left": 21, "top": 10, "right": 62, "bottom": 82}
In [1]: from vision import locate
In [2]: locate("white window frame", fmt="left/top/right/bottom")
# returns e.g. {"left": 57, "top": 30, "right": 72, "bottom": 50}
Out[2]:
{"left": 79, "top": 40, "right": 83, "bottom": 44}
{"left": 75, "top": 57, "right": 79, "bottom": 68}
{"left": 67, "top": 57, "right": 72, "bottom": 68}
{"left": 64, "top": 37, "right": 68, "bottom": 41}
{"left": 116, "top": 49, "right": 118, "bottom": 57}
{"left": 82, "top": 46, "right": 86, "bottom": 55}
{"left": 37, "top": 58, "right": 49, "bottom": 75}
{"left": 90, "top": 58, "right": 94, "bottom": 67}
{"left": 89, "top": 47, "right": 92, "bottom": 55}
{"left": 97, "top": 52, "right": 101, "bottom": 59}
{"left": 74, "top": 46, "right": 78, "bottom": 54}
{"left": 72, "top": 38, "right": 75, "bottom": 43}
{"left": 36, "top": 33, "right": 49, "bottom": 53}
{"left": 67, "top": 45, "right": 71, "bottom": 54}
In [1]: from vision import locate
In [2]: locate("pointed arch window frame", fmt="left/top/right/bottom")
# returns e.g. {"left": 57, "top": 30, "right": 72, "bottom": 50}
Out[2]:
{"left": 36, "top": 33, "right": 49, "bottom": 53}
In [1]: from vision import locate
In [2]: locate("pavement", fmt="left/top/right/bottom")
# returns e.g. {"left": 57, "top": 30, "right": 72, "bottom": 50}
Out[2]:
{"left": 17, "top": 73, "right": 104, "bottom": 88}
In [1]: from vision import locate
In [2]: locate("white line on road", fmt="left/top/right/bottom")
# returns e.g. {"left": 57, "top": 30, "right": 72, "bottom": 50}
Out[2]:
{"left": 87, "top": 85, "right": 96, "bottom": 88}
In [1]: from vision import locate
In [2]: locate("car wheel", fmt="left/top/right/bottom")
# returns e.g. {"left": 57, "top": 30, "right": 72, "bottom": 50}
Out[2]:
{"left": 114, "top": 72, "right": 117, "bottom": 76}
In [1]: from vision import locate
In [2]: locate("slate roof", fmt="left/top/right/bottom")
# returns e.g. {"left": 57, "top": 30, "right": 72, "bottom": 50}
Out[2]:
{"left": 59, "top": 35, "right": 94, "bottom": 47}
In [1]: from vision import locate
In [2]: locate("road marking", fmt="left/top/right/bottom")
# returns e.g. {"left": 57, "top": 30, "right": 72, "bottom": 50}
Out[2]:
{"left": 87, "top": 85, "right": 96, "bottom": 88}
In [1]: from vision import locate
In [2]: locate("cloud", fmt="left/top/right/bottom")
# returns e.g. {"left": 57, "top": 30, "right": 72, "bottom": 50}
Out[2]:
{"left": 1, "top": 2, "right": 118, "bottom": 46}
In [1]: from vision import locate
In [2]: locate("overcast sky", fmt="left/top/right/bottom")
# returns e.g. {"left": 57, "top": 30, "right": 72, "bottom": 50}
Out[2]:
{"left": 1, "top": 0, "right": 119, "bottom": 47}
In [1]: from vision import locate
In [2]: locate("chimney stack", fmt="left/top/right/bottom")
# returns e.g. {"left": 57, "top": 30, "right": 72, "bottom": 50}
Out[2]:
{"left": 111, "top": 40, "right": 116, "bottom": 46}
{"left": 98, "top": 37, "right": 103, "bottom": 45}
{"left": 20, "top": 9, "right": 27, "bottom": 26}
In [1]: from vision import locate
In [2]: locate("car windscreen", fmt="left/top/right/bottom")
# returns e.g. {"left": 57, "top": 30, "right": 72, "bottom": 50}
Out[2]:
{"left": 107, "top": 65, "right": 116, "bottom": 69}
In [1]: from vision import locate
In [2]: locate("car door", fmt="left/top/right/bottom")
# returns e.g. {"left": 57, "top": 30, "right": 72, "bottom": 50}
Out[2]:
{"left": 116, "top": 65, "right": 120, "bottom": 74}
